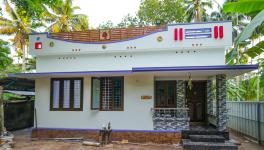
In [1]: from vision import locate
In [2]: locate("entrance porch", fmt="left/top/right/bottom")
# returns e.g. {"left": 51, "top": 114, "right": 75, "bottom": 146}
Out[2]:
{"left": 152, "top": 74, "right": 228, "bottom": 131}
{"left": 152, "top": 74, "right": 238, "bottom": 149}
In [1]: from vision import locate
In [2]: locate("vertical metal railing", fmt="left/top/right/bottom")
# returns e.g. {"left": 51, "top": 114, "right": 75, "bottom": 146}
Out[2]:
{"left": 227, "top": 101, "right": 264, "bottom": 144}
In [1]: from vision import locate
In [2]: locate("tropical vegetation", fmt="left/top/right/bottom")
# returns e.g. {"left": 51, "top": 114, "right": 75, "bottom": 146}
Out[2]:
{"left": 0, "top": 39, "right": 12, "bottom": 76}
{"left": 44, "top": 0, "right": 89, "bottom": 32}
{"left": 0, "top": 0, "right": 89, "bottom": 73}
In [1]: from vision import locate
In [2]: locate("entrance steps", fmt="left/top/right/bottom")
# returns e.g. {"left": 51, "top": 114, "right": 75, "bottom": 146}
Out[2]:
{"left": 182, "top": 139, "right": 237, "bottom": 150}
{"left": 181, "top": 127, "right": 238, "bottom": 150}
{"left": 189, "top": 135, "right": 225, "bottom": 142}
{"left": 181, "top": 128, "right": 229, "bottom": 139}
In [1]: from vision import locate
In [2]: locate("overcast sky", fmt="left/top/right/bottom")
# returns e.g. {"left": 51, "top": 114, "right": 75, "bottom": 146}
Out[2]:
{"left": 73, "top": 0, "right": 141, "bottom": 28}
{"left": 73, "top": 0, "right": 225, "bottom": 28}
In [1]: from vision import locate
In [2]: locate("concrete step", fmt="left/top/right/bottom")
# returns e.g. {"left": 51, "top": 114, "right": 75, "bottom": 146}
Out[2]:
{"left": 189, "top": 135, "right": 225, "bottom": 142}
{"left": 182, "top": 139, "right": 238, "bottom": 150}
{"left": 181, "top": 129, "right": 229, "bottom": 140}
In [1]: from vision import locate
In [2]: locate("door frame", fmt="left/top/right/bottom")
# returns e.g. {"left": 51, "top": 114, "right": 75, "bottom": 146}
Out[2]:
{"left": 185, "top": 80, "right": 207, "bottom": 124}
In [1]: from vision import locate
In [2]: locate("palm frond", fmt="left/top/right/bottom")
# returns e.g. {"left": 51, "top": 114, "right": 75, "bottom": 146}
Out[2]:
{"left": 71, "top": 15, "right": 88, "bottom": 31}
{"left": 0, "top": 20, "right": 13, "bottom": 27}
{"left": 0, "top": 26, "right": 16, "bottom": 35}
{"left": 72, "top": 6, "right": 81, "bottom": 10}
{"left": 48, "top": 22, "right": 61, "bottom": 32}
{"left": 0, "top": 16, "right": 13, "bottom": 23}
{"left": 4, "top": 0, "right": 19, "bottom": 20}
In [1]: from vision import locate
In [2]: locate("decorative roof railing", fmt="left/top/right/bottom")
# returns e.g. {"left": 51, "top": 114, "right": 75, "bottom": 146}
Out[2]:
{"left": 49, "top": 25, "right": 167, "bottom": 43}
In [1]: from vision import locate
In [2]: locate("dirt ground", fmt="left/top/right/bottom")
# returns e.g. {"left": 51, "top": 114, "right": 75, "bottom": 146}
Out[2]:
{"left": 229, "top": 130, "right": 264, "bottom": 150}
{"left": 10, "top": 129, "right": 264, "bottom": 150}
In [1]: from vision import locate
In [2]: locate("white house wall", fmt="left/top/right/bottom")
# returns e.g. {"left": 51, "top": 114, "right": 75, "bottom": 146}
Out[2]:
{"left": 35, "top": 74, "right": 154, "bottom": 130}
{"left": 36, "top": 49, "right": 224, "bottom": 72}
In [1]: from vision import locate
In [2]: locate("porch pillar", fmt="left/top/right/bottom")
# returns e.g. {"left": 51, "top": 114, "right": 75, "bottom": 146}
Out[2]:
{"left": 176, "top": 80, "right": 189, "bottom": 130}
{"left": 216, "top": 74, "right": 227, "bottom": 131}
{"left": 176, "top": 80, "right": 186, "bottom": 108}
{"left": 206, "top": 80, "right": 214, "bottom": 116}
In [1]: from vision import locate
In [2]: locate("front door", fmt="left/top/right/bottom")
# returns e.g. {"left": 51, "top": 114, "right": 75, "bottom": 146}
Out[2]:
{"left": 155, "top": 81, "right": 177, "bottom": 108}
{"left": 186, "top": 81, "right": 206, "bottom": 122}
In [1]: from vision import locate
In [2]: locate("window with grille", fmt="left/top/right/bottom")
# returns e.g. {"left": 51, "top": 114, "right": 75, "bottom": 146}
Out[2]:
{"left": 91, "top": 77, "right": 124, "bottom": 111}
{"left": 155, "top": 81, "right": 177, "bottom": 108}
{"left": 50, "top": 78, "right": 83, "bottom": 111}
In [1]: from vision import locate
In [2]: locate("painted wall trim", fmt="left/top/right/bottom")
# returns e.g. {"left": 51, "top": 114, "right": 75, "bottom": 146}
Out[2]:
{"left": 9, "top": 64, "right": 258, "bottom": 77}
{"left": 132, "top": 64, "right": 259, "bottom": 72}
{"left": 9, "top": 70, "right": 132, "bottom": 77}
{"left": 168, "top": 20, "right": 232, "bottom": 26}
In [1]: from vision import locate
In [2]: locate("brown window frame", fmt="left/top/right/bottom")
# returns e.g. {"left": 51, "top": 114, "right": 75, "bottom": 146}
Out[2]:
{"left": 91, "top": 77, "right": 124, "bottom": 111}
{"left": 154, "top": 81, "right": 177, "bottom": 108}
{"left": 50, "top": 78, "right": 83, "bottom": 111}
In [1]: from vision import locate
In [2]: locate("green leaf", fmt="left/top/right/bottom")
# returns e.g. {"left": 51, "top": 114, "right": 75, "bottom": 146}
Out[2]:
{"left": 223, "top": 0, "right": 264, "bottom": 14}
{"left": 236, "top": 10, "right": 264, "bottom": 44}
{"left": 244, "top": 41, "right": 264, "bottom": 58}
{"left": 226, "top": 48, "right": 238, "bottom": 64}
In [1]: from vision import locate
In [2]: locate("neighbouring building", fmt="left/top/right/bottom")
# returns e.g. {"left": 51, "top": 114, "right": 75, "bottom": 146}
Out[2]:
{"left": 12, "top": 21, "right": 258, "bottom": 146}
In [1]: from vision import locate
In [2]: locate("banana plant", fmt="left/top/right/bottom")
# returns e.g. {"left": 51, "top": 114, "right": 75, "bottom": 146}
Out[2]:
{"left": 223, "top": 0, "right": 264, "bottom": 57}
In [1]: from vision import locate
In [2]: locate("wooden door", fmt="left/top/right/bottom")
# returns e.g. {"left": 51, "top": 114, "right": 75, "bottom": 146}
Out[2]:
{"left": 155, "top": 81, "right": 177, "bottom": 108}
{"left": 186, "top": 81, "right": 206, "bottom": 122}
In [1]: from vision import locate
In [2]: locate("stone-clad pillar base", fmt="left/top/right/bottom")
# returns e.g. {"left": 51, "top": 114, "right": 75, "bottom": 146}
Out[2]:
{"left": 216, "top": 74, "right": 228, "bottom": 131}
{"left": 207, "top": 80, "right": 214, "bottom": 116}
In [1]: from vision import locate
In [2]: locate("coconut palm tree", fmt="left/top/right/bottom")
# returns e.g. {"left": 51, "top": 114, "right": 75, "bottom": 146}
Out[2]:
{"left": 45, "top": 0, "right": 89, "bottom": 32}
{"left": 0, "top": 0, "right": 41, "bottom": 71}
{"left": 7, "top": 0, "right": 62, "bottom": 19}
{"left": 184, "top": 0, "right": 213, "bottom": 22}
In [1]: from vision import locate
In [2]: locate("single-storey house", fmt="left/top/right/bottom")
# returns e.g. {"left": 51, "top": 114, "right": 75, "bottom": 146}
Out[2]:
{"left": 12, "top": 21, "right": 258, "bottom": 147}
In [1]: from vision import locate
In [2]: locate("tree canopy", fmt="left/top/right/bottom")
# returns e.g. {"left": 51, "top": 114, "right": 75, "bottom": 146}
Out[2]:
{"left": 45, "top": 0, "right": 89, "bottom": 32}
{"left": 0, "top": 39, "right": 12, "bottom": 76}
{"left": 138, "top": 0, "right": 185, "bottom": 25}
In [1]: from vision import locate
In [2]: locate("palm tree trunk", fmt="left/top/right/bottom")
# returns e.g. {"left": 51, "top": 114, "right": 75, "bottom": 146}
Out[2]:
{"left": 0, "top": 86, "right": 4, "bottom": 135}
{"left": 22, "top": 45, "right": 26, "bottom": 72}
